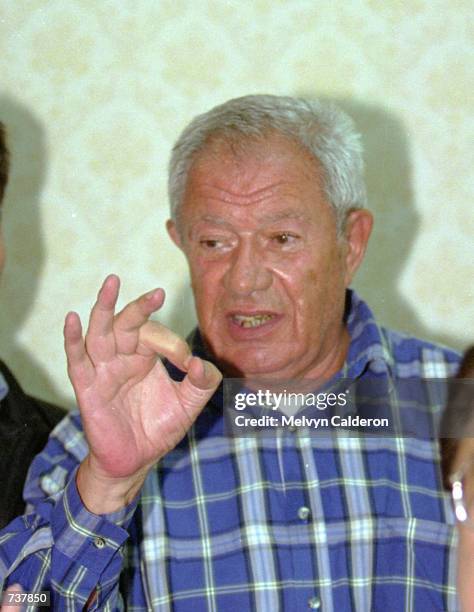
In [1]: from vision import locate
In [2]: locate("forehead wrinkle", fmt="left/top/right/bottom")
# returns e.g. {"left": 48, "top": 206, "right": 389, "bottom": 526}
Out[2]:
{"left": 195, "top": 179, "right": 284, "bottom": 207}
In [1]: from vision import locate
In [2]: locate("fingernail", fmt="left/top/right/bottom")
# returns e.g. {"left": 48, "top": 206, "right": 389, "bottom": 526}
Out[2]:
{"left": 145, "top": 288, "right": 159, "bottom": 300}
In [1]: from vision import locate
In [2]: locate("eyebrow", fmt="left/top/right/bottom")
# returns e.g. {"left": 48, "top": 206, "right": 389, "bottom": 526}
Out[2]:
{"left": 260, "top": 211, "right": 308, "bottom": 223}
{"left": 196, "top": 211, "right": 308, "bottom": 226}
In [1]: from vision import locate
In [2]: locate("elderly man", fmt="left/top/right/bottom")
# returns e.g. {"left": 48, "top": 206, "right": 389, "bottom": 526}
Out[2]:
{"left": 0, "top": 96, "right": 460, "bottom": 610}
{"left": 0, "top": 123, "right": 64, "bottom": 530}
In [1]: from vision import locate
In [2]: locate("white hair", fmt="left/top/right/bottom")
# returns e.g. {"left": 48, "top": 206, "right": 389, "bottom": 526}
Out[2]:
{"left": 168, "top": 94, "right": 367, "bottom": 232}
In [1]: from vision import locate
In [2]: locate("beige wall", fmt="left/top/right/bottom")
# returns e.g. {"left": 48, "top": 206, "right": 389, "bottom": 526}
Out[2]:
{"left": 0, "top": 1, "right": 472, "bottom": 406}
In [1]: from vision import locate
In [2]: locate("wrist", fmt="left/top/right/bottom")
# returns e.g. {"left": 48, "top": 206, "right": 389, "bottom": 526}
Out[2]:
{"left": 76, "top": 455, "right": 148, "bottom": 515}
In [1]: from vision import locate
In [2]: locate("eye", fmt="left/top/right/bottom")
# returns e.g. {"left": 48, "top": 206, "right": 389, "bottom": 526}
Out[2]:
{"left": 271, "top": 232, "right": 298, "bottom": 245}
{"left": 199, "top": 239, "right": 222, "bottom": 249}
{"left": 198, "top": 236, "right": 234, "bottom": 253}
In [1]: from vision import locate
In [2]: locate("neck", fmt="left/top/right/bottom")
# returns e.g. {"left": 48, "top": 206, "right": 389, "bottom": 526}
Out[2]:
{"left": 299, "top": 325, "right": 350, "bottom": 382}
{"left": 217, "top": 324, "right": 351, "bottom": 382}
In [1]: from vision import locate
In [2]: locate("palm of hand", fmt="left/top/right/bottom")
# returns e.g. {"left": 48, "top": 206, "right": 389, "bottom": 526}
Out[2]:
{"left": 79, "top": 356, "right": 190, "bottom": 477}
{"left": 65, "top": 276, "right": 221, "bottom": 481}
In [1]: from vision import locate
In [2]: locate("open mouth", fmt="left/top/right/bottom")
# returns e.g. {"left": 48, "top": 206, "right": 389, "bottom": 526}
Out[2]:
{"left": 232, "top": 314, "right": 275, "bottom": 328}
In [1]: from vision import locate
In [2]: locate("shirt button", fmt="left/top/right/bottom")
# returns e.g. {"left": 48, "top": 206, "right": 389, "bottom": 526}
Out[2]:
{"left": 308, "top": 595, "right": 321, "bottom": 609}
{"left": 298, "top": 506, "right": 311, "bottom": 521}
{"left": 93, "top": 536, "right": 106, "bottom": 549}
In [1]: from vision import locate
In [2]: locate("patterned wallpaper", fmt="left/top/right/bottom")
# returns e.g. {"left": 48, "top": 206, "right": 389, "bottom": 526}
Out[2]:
{"left": 0, "top": 1, "right": 472, "bottom": 406}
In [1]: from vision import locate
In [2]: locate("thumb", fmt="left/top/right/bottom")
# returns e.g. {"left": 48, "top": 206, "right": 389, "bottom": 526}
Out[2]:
{"left": 187, "top": 357, "right": 222, "bottom": 390}
{"left": 177, "top": 357, "right": 222, "bottom": 414}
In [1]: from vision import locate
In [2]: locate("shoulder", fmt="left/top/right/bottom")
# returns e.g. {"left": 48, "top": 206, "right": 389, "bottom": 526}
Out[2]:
{"left": 0, "top": 360, "right": 65, "bottom": 428}
{"left": 0, "top": 363, "right": 69, "bottom": 526}
{"left": 380, "top": 327, "right": 461, "bottom": 378}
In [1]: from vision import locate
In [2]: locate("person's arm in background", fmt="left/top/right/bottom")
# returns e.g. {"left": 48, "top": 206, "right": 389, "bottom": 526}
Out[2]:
{"left": 0, "top": 361, "right": 66, "bottom": 530}
{"left": 0, "top": 275, "right": 221, "bottom": 611}
{"left": 440, "top": 346, "right": 474, "bottom": 612}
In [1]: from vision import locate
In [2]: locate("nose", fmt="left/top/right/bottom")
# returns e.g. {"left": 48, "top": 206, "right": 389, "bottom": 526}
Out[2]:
{"left": 224, "top": 240, "right": 272, "bottom": 297}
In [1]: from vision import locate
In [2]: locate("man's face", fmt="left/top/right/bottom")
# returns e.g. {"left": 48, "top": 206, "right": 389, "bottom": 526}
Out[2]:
{"left": 168, "top": 134, "right": 371, "bottom": 379}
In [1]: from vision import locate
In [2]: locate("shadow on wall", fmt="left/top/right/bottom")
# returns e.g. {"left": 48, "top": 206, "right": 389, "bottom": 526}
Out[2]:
{"left": 0, "top": 95, "right": 63, "bottom": 404}
{"left": 295, "top": 94, "right": 459, "bottom": 351}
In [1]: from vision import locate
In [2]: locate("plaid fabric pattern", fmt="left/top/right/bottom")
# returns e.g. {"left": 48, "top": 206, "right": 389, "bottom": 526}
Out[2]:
{"left": 0, "top": 291, "right": 461, "bottom": 611}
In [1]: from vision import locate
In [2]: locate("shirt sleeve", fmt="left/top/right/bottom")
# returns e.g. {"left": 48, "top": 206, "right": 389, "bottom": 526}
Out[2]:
{"left": 0, "top": 411, "right": 138, "bottom": 611}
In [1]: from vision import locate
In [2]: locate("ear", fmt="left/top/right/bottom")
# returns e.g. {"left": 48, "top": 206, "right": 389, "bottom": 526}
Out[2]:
{"left": 342, "top": 209, "right": 373, "bottom": 286}
{"left": 166, "top": 219, "right": 183, "bottom": 250}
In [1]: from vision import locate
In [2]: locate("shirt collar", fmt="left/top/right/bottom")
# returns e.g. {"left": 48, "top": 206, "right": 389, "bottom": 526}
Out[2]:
{"left": 344, "top": 289, "right": 394, "bottom": 379}
{"left": 0, "top": 369, "right": 9, "bottom": 401}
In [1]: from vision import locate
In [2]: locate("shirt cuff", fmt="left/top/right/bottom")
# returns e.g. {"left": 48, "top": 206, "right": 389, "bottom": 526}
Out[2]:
{"left": 51, "top": 468, "right": 138, "bottom": 575}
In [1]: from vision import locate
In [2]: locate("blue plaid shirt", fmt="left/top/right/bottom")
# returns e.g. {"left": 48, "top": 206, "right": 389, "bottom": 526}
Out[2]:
{"left": 0, "top": 292, "right": 461, "bottom": 611}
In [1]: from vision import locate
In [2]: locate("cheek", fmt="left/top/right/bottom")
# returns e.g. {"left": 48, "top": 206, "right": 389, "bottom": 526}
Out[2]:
{"left": 189, "top": 256, "right": 215, "bottom": 289}
{"left": 189, "top": 262, "right": 225, "bottom": 319}
{"left": 273, "top": 268, "right": 316, "bottom": 335}
{"left": 290, "top": 263, "right": 344, "bottom": 333}
{"left": 299, "top": 269, "right": 321, "bottom": 312}
{"left": 294, "top": 270, "right": 325, "bottom": 326}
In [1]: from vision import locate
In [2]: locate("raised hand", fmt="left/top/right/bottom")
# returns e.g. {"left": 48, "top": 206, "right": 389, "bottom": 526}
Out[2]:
{"left": 64, "top": 275, "right": 221, "bottom": 513}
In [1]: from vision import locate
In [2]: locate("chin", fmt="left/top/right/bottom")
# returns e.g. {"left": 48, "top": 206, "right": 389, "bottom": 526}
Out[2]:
{"left": 221, "top": 348, "right": 291, "bottom": 379}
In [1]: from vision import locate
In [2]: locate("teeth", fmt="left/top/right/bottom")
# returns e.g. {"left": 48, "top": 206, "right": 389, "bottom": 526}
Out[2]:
{"left": 233, "top": 314, "right": 273, "bottom": 328}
